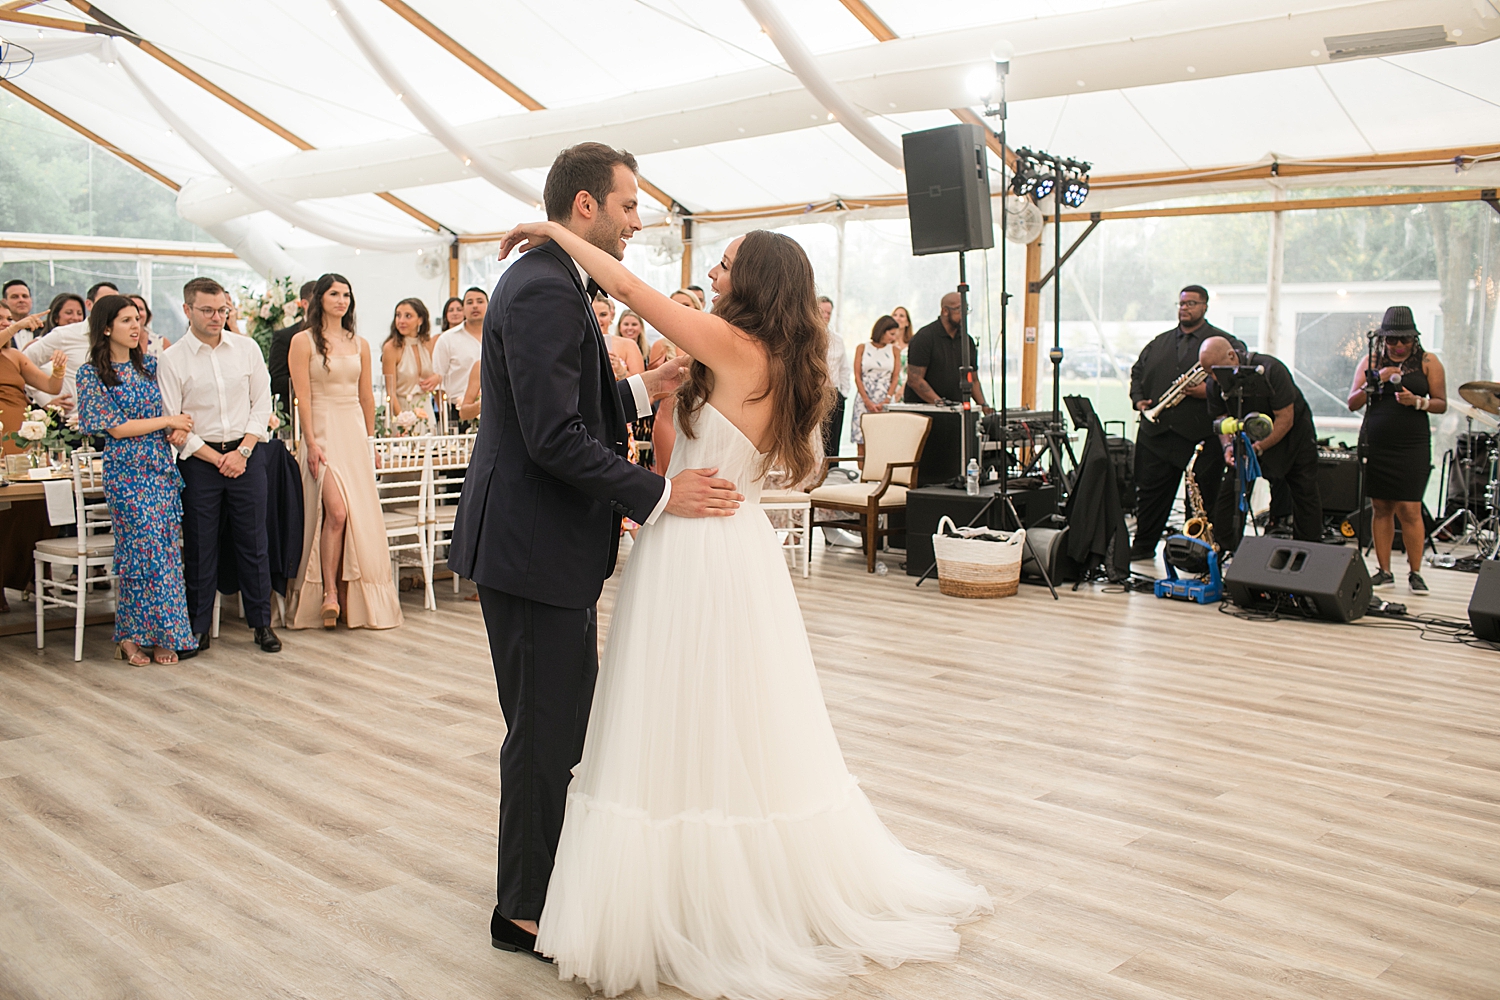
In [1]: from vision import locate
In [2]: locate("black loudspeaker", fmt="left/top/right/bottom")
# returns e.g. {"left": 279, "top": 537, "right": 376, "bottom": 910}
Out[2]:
{"left": 903, "top": 123, "right": 994, "bottom": 256}
{"left": 1468, "top": 560, "right": 1500, "bottom": 641}
{"left": 1224, "top": 537, "right": 1372, "bottom": 622}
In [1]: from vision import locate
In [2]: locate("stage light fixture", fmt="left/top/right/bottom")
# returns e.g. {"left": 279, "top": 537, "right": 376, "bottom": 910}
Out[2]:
{"left": 1061, "top": 174, "right": 1090, "bottom": 208}
{"left": 1031, "top": 171, "right": 1055, "bottom": 203}
{"left": 1009, "top": 162, "right": 1035, "bottom": 198}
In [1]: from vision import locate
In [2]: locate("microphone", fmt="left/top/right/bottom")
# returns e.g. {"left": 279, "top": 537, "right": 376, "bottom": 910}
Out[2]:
{"left": 1215, "top": 412, "right": 1273, "bottom": 441}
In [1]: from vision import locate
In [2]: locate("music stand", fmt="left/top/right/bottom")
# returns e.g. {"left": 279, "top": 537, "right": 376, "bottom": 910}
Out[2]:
{"left": 1212, "top": 364, "right": 1272, "bottom": 546}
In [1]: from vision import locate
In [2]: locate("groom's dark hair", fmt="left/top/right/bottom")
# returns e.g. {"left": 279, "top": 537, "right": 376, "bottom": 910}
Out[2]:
{"left": 544, "top": 143, "right": 639, "bottom": 223}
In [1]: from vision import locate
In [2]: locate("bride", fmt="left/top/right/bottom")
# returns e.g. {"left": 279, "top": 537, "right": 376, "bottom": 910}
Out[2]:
{"left": 497, "top": 221, "right": 991, "bottom": 1000}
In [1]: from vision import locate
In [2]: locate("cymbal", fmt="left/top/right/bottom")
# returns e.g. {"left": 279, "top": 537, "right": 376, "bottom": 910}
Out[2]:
{"left": 1458, "top": 380, "right": 1500, "bottom": 414}
{"left": 1449, "top": 398, "right": 1500, "bottom": 427}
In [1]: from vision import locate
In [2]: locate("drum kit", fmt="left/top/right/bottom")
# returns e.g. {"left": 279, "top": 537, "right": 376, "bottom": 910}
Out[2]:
{"left": 1436, "top": 381, "right": 1500, "bottom": 560}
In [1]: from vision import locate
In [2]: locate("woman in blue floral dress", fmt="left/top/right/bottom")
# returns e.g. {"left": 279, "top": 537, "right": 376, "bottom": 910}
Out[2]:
{"left": 75, "top": 296, "right": 196, "bottom": 666}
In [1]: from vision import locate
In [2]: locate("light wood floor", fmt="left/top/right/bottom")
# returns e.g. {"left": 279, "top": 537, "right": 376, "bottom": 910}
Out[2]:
{"left": 0, "top": 541, "right": 1497, "bottom": 1000}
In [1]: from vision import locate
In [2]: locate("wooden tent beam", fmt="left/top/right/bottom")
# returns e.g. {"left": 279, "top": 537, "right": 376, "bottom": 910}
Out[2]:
{"left": 0, "top": 78, "right": 179, "bottom": 191}
{"left": 1058, "top": 186, "right": 1497, "bottom": 223}
{"left": 24, "top": 1, "right": 447, "bottom": 233}
{"left": 0, "top": 237, "right": 237, "bottom": 259}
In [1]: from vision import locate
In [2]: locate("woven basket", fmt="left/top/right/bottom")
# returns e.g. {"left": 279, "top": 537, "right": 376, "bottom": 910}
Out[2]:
{"left": 932, "top": 516, "right": 1025, "bottom": 599}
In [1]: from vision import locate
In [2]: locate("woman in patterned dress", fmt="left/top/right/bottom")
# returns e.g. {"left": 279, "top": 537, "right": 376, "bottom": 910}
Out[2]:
{"left": 75, "top": 296, "right": 197, "bottom": 666}
{"left": 849, "top": 314, "right": 902, "bottom": 460}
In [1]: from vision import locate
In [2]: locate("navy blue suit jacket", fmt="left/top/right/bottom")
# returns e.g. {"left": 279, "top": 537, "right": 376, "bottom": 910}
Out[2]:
{"left": 448, "top": 240, "right": 666, "bottom": 608}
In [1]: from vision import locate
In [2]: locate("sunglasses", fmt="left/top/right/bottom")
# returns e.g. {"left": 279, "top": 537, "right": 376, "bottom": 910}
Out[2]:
{"left": 1383, "top": 335, "right": 1415, "bottom": 345}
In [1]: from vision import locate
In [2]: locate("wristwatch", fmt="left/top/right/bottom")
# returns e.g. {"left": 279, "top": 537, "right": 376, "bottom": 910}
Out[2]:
{"left": 237, "top": 445, "right": 253, "bottom": 459}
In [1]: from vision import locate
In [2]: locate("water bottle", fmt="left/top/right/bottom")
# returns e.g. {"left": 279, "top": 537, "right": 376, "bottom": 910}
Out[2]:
{"left": 965, "top": 458, "right": 980, "bottom": 496}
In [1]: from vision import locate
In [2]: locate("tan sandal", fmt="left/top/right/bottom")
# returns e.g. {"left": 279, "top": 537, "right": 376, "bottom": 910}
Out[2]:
{"left": 151, "top": 646, "right": 178, "bottom": 665}
{"left": 321, "top": 599, "right": 340, "bottom": 628}
{"left": 115, "top": 642, "right": 150, "bottom": 667}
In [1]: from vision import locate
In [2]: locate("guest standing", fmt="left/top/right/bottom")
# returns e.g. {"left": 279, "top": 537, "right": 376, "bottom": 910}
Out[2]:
{"left": 74, "top": 296, "right": 196, "bottom": 665}
{"left": 1347, "top": 306, "right": 1447, "bottom": 594}
{"left": 608, "top": 311, "right": 646, "bottom": 377}
{"left": 649, "top": 290, "right": 697, "bottom": 369}
{"left": 25, "top": 283, "right": 119, "bottom": 411}
{"left": 269, "top": 280, "right": 316, "bottom": 412}
{"left": 0, "top": 312, "right": 64, "bottom": 612}
{"left": 3, "top": 279, "right": 34, "bottom": 348}
{"left": 891, "top": 304, "right": 912, "bottom": 396}
{"left": 432, "top": 287, "right": 485, "bottom": 419}
{"left": 818, "top": 295, "right": 851, "bottom": 457}
{"left": 850, "top": 315, "right": 901, "bottom": 459}
{"left": 381, "top": 297, "right": 440, "bottom": 418}
{"left": 440, "top": 295, "right": 464, "bottom": 332}
{"left": 286, "top": 273, "right": 402, "bottom": 630}
{"left": 159, "top": 277, "right": 282, "bottom": 655}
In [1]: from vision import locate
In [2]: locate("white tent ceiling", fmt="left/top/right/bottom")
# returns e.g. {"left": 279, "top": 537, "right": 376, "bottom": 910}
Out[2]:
{"left": 2, "top": 0, "right": 1497, "bottom": 270}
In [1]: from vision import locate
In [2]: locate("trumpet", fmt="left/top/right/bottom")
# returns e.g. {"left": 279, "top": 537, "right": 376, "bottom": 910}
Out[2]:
{"left": 1143, "top": 364, "right": 1208, "bottom": 422}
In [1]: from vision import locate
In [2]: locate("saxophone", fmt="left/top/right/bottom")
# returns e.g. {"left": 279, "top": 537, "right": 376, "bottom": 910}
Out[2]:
{"left": 1143, "top": 364, "right": 1208, "bottom": 423}
{"left": 1182, "top": 442, "right": 1216, "bottom": 551}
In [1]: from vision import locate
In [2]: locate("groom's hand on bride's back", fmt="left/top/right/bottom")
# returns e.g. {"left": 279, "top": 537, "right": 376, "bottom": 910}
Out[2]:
{"left": 665, "top": 467, "right": 742, "bottom": 518}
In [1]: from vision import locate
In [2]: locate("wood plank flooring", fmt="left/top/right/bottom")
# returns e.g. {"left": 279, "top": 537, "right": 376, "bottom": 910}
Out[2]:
{"left": 0, "top": 542, "right": 1496, "bottom": 1000}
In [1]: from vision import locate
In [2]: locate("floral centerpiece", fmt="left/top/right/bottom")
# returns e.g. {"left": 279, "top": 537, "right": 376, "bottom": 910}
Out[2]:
{"left": 4, "top": 404, "right": 82, "bottom": 471}
{"left": 237, "top": 276, "right": 303, "bottom": 362}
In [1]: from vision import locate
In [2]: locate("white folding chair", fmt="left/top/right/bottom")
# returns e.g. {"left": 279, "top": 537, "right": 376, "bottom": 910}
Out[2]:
{"left": 423, "top": 432, "right": 476, "bottom": 609}
{"left": 759, "top": 488, "right": 812, "bottom": 578}
{"left": 370, "top": 435, "right": 430, "bottom": 607}
{"left": 33, "top": 450, "right": 116, "bottom": 661}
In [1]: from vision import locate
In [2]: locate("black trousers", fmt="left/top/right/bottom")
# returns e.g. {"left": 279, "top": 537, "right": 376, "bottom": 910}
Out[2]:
{"left": 180, "top": 447, "right": 272, "bottom": 632}
{"left": 478, "top": 585, "right": 598, "bottom": 921}
{"left": 1212, "top": 443, "right": 1323, "bottom": 551}
{"left": 1132, "top": 437, "right": 1225, "bottom": 553}
{"left": 822, "top": 392, "right": 846, "bottom": 459}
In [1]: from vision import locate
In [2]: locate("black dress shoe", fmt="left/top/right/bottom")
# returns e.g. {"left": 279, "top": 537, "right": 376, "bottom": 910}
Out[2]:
{"left": 490, "top": 908, "right": 549, "bottom": 962}
{"left": 253, "top": 626, "right": 282, "bottom": 652}
{"left": 176, "top": 632, "right": 210, "bottom": 660}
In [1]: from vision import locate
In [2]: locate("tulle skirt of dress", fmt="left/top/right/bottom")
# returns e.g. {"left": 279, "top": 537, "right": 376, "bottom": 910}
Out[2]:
{"left": 536, "top": 496, "right": 991, "bottom": 999}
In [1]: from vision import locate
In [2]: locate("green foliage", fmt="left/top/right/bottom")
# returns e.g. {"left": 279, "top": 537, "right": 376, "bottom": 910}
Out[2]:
{"left": 0, "top": 92, "right": 208, "bottom": 241}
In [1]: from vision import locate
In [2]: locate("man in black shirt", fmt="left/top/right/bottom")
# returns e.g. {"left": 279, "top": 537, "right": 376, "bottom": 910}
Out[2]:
{"left": 1128, "top": 285, "right": 1246, "bottom": 560}
{"left": 903, "top": 292, "right": 992, "bottom": 411}
{"left": 1200, "top": 336, "right": 1321, "bottom": 550}
{"left": 268, "top": 280, "right": 315, "bottom": 412}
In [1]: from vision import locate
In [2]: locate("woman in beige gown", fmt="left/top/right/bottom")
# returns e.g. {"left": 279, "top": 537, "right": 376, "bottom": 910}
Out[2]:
{"left": 286, "top": 274, "right": 402, "bottom": 630}
{"left": 381, "top": 297, "right": 439, "bottom": 419}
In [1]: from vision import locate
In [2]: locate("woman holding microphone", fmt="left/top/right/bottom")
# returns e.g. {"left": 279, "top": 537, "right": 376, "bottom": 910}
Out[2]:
{"left": 1347, "top": 306, "right": 1446, "bottom": 595}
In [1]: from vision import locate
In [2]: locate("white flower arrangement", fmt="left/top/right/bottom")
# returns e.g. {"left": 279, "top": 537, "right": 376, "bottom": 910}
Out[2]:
{"left": 18, "top": 421, "right": 46, "bottom": 441}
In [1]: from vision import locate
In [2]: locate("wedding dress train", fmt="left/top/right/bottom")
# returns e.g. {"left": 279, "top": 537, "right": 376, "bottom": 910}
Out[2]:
{"left": 536, "top": 403, "right": 991, "bottom": 999}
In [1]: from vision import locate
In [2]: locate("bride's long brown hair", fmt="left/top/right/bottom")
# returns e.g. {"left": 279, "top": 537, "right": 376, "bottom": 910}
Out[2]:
{"left": 675, "top": 230, "right": 831, "bottom": 486}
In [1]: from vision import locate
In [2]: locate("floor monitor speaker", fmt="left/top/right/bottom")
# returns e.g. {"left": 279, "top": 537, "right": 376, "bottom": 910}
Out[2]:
{"left": 1467, "top": 559, "right": 1500, "bottom": 641}
{"left": 1224, "top": 537, "right": 1371, "bottom": 622}
{"left": 903, "top": 123, "right": 994, "bottom": 256}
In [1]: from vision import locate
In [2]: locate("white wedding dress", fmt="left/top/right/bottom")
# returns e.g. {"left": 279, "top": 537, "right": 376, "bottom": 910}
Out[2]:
{"left": 536, "top": 402, "right": 992, "bottom": 1000}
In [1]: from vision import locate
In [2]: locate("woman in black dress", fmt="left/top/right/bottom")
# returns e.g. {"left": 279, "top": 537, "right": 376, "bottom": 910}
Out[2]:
{"left": 1347, "top": 306, "right": 1447, "bottom": 595}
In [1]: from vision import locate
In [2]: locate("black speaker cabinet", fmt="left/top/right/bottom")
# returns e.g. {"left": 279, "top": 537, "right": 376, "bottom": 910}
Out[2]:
{"left": 903, "top": 123, "right": 994, "bottom": 256}
{"left": 1468, "top": 559, "right": 1500, "bottom": 641}
{"left": 1224, "top": 537, "right": 1371, "bottom": 622}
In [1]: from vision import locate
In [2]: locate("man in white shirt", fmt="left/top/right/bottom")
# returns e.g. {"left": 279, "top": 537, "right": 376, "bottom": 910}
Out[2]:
{"left": 818, "top": 296, "right": 851, "bottom": 458}
{"left": 159, "top": 277, "right": 281, "bottom": 656}
{"left": 23, "top": 280, "right": 120, "bottom": 409}
{"left": 432, "top": 286, "right": 486, "bottom": 417}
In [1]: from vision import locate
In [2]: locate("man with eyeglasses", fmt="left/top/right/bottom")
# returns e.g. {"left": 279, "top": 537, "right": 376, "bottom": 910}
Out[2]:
{"left": 159, "top": 277, "right": 281, "bottom": 656}
{"left": 903, "top": 291, "right": 993, "bottom": 412}
{"left": 1128, "top": 284, "right": 1245, "bottom": 562}
{"left": 22, "top": 280, "right": 123, "bottom": 411}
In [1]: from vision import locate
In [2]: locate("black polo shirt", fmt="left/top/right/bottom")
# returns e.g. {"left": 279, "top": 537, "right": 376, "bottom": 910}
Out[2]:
{"left": 903, "top": 319, "right": 978, "bottom": 404}
{"left": 1205, "top": 351, "right": 1316, "bottom": 479}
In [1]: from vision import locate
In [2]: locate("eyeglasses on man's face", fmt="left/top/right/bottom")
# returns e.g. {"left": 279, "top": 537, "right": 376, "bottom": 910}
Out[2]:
{"left": 194, "top": 306, "right": 231, "bottom": 318}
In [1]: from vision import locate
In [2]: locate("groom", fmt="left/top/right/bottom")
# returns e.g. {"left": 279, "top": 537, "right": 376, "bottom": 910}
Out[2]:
{"left": 449, "top": 142, "right": 743, "bottom": 958}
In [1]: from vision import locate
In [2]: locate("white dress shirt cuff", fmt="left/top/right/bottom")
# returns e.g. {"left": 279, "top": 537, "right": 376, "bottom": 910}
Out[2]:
{"left": 643, "top": 477, "right": 671, "bottom": 525}
{"left": 626, "top": 374, "right": 652, "bottom": 419}
{"left": 180, "top": 433, "right": 207, "bottom": 460}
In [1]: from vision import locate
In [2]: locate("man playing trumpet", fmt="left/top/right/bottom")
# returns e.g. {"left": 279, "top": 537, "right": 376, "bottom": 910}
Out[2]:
{"left": 1128, "top": 285, "right": 1246, "bottom": 561}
